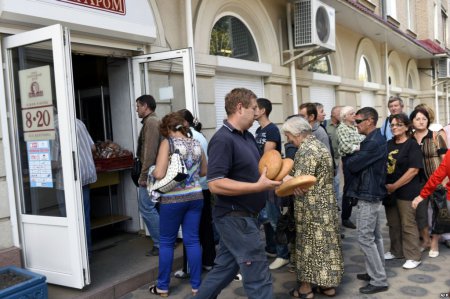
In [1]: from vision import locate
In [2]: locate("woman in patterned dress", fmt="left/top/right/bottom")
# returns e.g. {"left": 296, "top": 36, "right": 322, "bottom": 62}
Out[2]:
{"left": 281, "top": 116, "right": 343, "bottom": 298}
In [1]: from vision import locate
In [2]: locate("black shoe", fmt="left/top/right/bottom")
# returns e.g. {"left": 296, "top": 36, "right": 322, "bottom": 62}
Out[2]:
{"left": 356, "top": 273, "right": 371, "bottom": 281}
{"left": 359, "top": 284, "right": 388, "bottom": 294}
{"left": 146, "top": 246, "right": 159, "bottom": 256}
{"left": 342, "top": 219, "right": 356, "bottom": 229}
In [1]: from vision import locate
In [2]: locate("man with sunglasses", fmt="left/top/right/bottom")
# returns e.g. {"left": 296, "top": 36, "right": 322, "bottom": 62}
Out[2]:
{"left": 345, "top": 107, "right": 389, "bottom": 294}
{"left": 381, "top": 96, "right": 404, "bottom": 141}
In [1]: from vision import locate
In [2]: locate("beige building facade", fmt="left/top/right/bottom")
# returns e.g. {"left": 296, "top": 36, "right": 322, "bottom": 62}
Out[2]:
{"left": 0, "top": 0, "right": 449, "bottom": 288}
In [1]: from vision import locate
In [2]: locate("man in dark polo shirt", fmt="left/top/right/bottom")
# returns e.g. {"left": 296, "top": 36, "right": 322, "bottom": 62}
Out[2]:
{"left": 196, "top": 88, "right": 281, "bottom": 299}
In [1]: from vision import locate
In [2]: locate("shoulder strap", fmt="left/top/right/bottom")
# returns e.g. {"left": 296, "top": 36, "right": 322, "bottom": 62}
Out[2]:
{"left": 383, "top": 117, "right": 389, "bottom": 136}
{"left": 168, "top": 137, "right": 175, "bottom": 154}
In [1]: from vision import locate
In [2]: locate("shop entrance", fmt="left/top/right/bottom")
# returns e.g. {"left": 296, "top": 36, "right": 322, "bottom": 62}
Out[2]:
{"left": 1, "top": 24, "right": 198, "bottom": 289}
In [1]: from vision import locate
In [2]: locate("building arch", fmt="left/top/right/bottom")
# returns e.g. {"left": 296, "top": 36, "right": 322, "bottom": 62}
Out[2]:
{"left": 388, "top": 51, "right": 404, "bottom": 88}
{"left": 194, "top": 0, "right": 279, "bottom": 64}
{"left": 406, "top": 59, "right": 420, "bottom": 90}
{"left": 354, "top": 38, "right": 381, "bottom": 83}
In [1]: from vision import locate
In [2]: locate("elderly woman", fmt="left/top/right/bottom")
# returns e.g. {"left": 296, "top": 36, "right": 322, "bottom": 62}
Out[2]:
{"left": 410, "top": 108, "right": 448, "bottom": 257}
{"left": 384, "top": 113, "right": 423, "bottom": 269}
{"left": 337, "top": 106, "right": 365, "bottom": 229}
{"left": 282, "top": 116, "right": 343, "bottom": 298}
{"left": 148, "top": 112, "right": 207, "bottom": 296}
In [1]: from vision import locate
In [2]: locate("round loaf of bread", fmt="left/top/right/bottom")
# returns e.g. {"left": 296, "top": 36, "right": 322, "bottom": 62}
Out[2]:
{"left": 275, "top": 175, "right": 317, "bottom": 197}
{"left": 274, "top": 158, "right": 294, "bottom": 181}
{"left": 258, "top": 149, "right": 282, "bottom": 180}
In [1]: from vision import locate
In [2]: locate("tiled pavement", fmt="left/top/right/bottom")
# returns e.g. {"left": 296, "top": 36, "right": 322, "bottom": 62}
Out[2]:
{"left": 121, "top": 210, "right": 450, "bottom": 299}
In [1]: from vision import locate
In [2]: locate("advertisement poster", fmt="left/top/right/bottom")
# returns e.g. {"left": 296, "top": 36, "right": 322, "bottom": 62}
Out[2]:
{"left": 18, "top": 66, "right": 55, "bottom": 141}
{"left": 27, "top": 141, "right": 53, "bottom": 188}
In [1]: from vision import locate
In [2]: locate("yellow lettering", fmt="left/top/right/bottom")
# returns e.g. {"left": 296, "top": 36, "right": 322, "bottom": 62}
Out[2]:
{"left": 112, "top": 0, "right": 123, "bottom": 13}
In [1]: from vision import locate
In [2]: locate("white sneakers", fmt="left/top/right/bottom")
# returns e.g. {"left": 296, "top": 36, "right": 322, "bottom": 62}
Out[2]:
{"left": 269, "top": 258, "right": 289, "bottom": 270}
{"left": 402, "top": 260, "right": 421, "bottom": 269}
{"left": 384, "top": 252, "right": 398, "bottom": 260}
{"left": 429, "top": 250, "right": 439, "bottom": 258}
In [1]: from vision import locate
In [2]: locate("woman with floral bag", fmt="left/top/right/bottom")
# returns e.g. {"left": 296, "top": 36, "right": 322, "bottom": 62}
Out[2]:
{"left": 148, "top": 112, "right": 207, "bottom": 297}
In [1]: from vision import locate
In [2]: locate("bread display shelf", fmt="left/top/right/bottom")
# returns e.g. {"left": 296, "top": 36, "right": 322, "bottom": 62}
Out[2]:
{"left": 94, "top": 154, "right": 133, "bottom": 172}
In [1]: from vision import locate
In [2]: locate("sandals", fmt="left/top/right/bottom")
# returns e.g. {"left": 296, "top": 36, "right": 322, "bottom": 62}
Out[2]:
{"left": 289, "top": 288, "right": 314, "bottom": 299}
{"left": 316, "top": 286, "right": 336, "bottom": 297}
{"left": 148, "top": 285, "right": 169, "bottom": 297}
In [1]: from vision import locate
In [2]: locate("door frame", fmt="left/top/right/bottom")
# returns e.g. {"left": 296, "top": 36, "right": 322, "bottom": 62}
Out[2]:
{"left": 0, "top": 24, "right": 89, "bottom": 289}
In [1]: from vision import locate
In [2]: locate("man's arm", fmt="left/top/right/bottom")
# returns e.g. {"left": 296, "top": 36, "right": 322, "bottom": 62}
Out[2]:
{"left": 139, "top": 118, "right": 160, "bottom": 185}
{"left": 263, "top": 141, "right": 277, "bottom": 152}
{"left": 345, "top": 139, "right": 385, "bottom": 173}
{"left": 208, "top": 168, "right": 280, "bottom": 196}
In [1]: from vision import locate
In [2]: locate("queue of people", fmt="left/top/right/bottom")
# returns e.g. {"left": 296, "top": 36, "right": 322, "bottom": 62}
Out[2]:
{"left": 133, "top": 90, "right": 450, "bottom": 298}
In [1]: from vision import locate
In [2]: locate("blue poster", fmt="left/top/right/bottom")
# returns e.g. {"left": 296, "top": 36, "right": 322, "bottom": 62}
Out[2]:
{"left": 27, "top": 140, "right": 53, "bottom": 188}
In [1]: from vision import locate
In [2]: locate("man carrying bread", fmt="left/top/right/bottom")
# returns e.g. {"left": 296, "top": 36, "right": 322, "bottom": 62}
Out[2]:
{"left": 196, "top": 88, "right": 281, "bottom": 299}
{"left": 345, "top": 107, "right": 389, "bottom": 294}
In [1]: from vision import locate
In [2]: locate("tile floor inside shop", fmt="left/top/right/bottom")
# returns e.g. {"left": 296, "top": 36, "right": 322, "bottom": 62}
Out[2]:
{"left": 122, "top": 209, "right": 450, "bottom": 299}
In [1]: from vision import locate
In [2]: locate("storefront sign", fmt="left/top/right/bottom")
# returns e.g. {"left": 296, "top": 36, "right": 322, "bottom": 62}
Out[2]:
{"left": 19, "top": 66, "right": 55, "bottom": 141}
{"left": 27, "top": 140, "right": 53, "bottom": 188}
{"left": 56, "top": 0, "right": 126, "bottom": 15}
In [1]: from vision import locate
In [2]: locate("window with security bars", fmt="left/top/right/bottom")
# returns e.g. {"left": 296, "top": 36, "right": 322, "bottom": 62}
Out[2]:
{"left": 209, "top": 16, "right": 258, "bottom": 62}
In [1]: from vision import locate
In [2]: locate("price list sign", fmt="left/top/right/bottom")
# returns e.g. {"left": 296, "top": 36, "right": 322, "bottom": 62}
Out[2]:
{"left": 18, "top": 66, "right": 55, "bottom": 141}
{"left": 27, "top": 140, "right": 53, "bottom": 188}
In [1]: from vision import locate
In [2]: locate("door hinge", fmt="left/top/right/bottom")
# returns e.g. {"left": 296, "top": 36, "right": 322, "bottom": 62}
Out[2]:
{"left": 72, "top": 151, "right": 78, "bottom": 181}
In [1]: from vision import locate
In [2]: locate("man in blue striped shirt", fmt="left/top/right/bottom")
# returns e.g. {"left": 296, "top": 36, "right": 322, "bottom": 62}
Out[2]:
{"left": 75, "top": 118, "right": 97, "bottom": 257}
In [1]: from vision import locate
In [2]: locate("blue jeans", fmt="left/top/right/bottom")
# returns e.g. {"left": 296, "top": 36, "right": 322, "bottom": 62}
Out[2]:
{"left": 138, "top": 187, "right": 160, "bottom": 248}
{"left": 157, "top": 199, "right": 203, "bottom": 291}
{"left": 197, "top": 216, "right": 273, "bottom": 299}
{"left": 265, "top": 200, "right": 289, "bottom": 259}
{"left": 355, "top": 200, "right": 388, "bottom": 287}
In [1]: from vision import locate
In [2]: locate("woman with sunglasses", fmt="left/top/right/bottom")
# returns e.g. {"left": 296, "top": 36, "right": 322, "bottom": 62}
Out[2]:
{"left": 336, "top": 106, "right": 365, "bottom": 229}
{"left": 384, "top": 113, "right": 423, "bottom": 269}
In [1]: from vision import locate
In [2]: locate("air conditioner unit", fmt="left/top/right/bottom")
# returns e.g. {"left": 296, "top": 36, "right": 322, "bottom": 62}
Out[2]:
{"left": 438, "top": 57, "right": 450, "bottom": 78}
{"left": 293, "top": 0, "right": 336, "bottom": 51}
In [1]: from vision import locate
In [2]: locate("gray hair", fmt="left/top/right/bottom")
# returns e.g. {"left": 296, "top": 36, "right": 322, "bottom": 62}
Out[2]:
{"left": 340, "top": 106, "right": 355, "bottom": 121}
{"left": 282, "top": 116, "right": 312, "bottom": 136}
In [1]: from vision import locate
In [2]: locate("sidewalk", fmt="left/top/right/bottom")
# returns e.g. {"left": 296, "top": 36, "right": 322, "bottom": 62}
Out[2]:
{"left": 121, "top": 210, "right": 450, "bottom": 299}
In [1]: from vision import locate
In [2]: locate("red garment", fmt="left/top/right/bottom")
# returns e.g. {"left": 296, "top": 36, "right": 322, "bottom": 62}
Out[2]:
{"left": 420, "top": 151, "right": 450, "bottom": 201}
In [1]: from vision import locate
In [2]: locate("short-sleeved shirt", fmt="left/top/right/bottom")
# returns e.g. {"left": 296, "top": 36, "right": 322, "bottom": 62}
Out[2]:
{"left": 207, "top": 121, "right": 266, "bottom": 218}
{"left": 386, "top": 138, "right": 423, "bottom": 200}
{"left": 255, "top": 122, "right": 281, "bottom": 154}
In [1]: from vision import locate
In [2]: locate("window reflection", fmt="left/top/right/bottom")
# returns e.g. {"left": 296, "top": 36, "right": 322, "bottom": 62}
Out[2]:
{"left": 210, "top": 16, "right": 259, "bottom": 62}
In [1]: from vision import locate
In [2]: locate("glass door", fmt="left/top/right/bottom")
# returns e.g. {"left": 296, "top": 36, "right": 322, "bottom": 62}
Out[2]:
{"left": 1, "top": 24, "right": 89, "bottom": 288}
{"left": 131, "top": 48, "right": 198, "bottom": 117}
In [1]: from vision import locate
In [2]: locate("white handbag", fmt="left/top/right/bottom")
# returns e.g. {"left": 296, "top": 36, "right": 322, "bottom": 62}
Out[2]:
{"left": 148, "top": 138, "right": 187, "bottom": 194}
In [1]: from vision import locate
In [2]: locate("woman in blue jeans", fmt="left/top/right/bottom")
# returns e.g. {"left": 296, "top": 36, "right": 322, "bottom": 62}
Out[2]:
{"left": 148, "top": 112, "right": 207, "bottom": 297}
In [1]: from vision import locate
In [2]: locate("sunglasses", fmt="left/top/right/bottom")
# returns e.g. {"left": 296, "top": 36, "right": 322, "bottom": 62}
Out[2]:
{"left": 355, "top": 118, "right": 368, "bottom": 124}
{"left": 391, "top": 123, "right": 405, "bottom": 128}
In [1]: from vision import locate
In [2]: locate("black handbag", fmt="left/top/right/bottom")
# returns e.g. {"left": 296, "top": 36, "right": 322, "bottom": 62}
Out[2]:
{"left": 131, "top": 157, "right": 142, "bottom": 187}
{"left": 275, "top": 202, "right": 296, "bottom": 245}
{"left": 430, "top": 186, "right": 450, "bottom": 234}
{"left": 131, "top": 128, "right": 144, "bottom": 187}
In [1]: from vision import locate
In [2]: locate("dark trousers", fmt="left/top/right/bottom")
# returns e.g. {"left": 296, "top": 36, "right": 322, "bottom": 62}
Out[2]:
{"left": 182, "top": 189, "right": 216, "bottom": 272}
{"left": 341, "top": 156, "right": 353, "bottom": 221}
{"left": 196, "top": 216, "right": 273, "bottom": 299}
